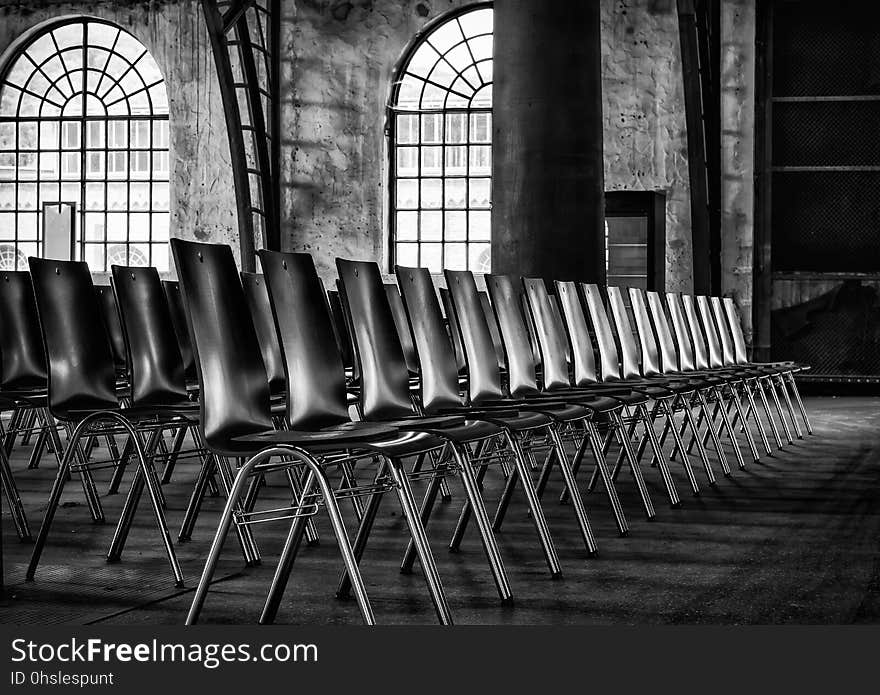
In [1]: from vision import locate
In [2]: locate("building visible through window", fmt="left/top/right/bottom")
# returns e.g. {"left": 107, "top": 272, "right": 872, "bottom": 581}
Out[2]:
{"left": 389, "top": 4, "right": 493, "bottom": 273}
{"left": 0, "top": 18, "right": 170, "bottom": 270}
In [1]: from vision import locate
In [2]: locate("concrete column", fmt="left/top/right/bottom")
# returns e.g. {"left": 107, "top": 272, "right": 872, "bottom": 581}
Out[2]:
{"left": 491, "top": 0, "right": 605, "bottom": 283}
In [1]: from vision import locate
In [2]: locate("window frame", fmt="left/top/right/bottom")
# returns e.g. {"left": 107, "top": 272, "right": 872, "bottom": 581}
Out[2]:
{"left": 0, "top": 17, "right": 170, "bottom": 271}
{"left": 387, "top": 2, "right": 494, "bottom": 274}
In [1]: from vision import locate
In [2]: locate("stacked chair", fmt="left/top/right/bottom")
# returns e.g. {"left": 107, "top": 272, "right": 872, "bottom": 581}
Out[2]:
{"left": 0, "top": 238, "right": 814, "bottom": 625}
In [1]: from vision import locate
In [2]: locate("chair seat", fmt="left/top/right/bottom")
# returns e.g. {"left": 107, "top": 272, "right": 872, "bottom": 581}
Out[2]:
{"left": 63, "top": 402, "right": 200, "bottom": 424}
{"left": 388, "top": 417, "right": 503, "bottom": 443}
{"left": 437, "top": 406, "right": 555, "bottom": 433}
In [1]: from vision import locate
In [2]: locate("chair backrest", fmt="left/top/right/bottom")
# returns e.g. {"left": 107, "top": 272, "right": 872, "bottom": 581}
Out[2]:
{"left": 385, "top": 283, "right": 419, "bottom": 377}
{"left": 258, "top": 250, "right": 351, "bottom": 430}
{"left": 439, "top": 287, "right": 468, "bottom": 375}
{"left": 28, "top": 258, "right": 118, "bottom": 419}
{"left": 695, "top": 295, "right": 725, "bottom": 368}
{"left": 478, "top": 290, "right": 507, "bottom": 373}
{"left": 110, "top": 265, "right": 188, "bottom": 407}
{"left": 606, "top": 286, "right": 642, "bottom": 379}
{"left": 522, "top": 277, "right": 573, "bottom": 391}
{"left": 666, "top": 292, "right": 697, "bottom": 371}
{"left": 443, "top": 269, "right": 506, "bottom": 404}
{"left": 395, "top": 265, "right": 464, "bottom": 412}
{"left": 580, "top": 283, "right": 623, "bottom": 382}
{"left": 162, "top": 280, "right": 197, "bottom": 381}
{"left": 680, "top": 294, "right": 711, "bottom": 369}
{"left": 241, "top": 272, "right": 286, "bottom": 396}
{"left": 95, "top": 284, "right": 127, "bottom": 373}
{"left": 554, "top": 280, "right": 599, "bottom": 386}
{"left": 627, "top": 287, "right": 663, "bottom": 377}
{"left": 710, "top": 296, "right": 737, "bottom": 366}
{"left": 335, "top": 258, "right": 415, "bottom": 421}
{"left": 326, "top": 288, "right": 356, "bottom": 374}
{"left": 484, "top": 273, "right": 541, "bottom": 398}
{"left": 0, "top": 271, "right": 48, "bottom": 391}
{"left": 646, "top": 290, "right": 680, "bottom": 373}
{"left": 723, "top": 296, "right": 750, "bottom": 364}
{"left": 170, "top": 239, "right": 272, "bottom": 453}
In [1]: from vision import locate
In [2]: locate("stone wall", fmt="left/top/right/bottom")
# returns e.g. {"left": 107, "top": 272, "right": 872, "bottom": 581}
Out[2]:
{"left": 0, "top": 0, "right": 238, "bottom": 270}
{"left": 600, "top": 0, "right": 693, "bottom": 293}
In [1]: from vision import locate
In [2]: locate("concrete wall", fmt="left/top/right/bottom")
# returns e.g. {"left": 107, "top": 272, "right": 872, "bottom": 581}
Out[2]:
{"left": 600, "top": 0, "right": 693, "bottom": 293}
{"left": 0, "top": 0, "right": 238, "bottom": 271}
{"left": 720, "top": 0, "right": 756, "bottom": 340}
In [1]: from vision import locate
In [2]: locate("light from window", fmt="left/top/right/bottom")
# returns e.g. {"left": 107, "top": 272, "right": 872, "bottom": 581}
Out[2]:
{"left": 0, "top": 19, "right": 170, "bottom": 271}
{"left": 389, "top": 5, "right": 492, "bottom": 273}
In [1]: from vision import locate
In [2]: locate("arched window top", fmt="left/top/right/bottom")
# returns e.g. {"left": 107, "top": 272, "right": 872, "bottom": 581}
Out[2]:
{"left": 388, "top": 4, "right": 494, "bottom": 274}
{"left": 0, "top": 18, "right": 168, "bottom": 119}
{"left": 392, "top": 5, "right": 493, "bottom": 111}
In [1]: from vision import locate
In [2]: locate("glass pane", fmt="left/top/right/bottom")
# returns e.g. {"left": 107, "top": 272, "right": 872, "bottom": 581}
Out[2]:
{"left": 468, "top": 243, "right": 491, "bottom": 273}
{"left": 421, "top": 146, "right": 442, "bottom": 175}
{"left": 106, "top": 212, "right": 127, "bottom": 240}
{"left": 395, "top": 114, "right": 418, "bottom": 144}
{"left": 469, "top": 211, "right": 490, "bottom": 241}
{"left": 83, "top": 212, "right": 105, "bottom": 241}
{"left": 0, "top": 123, "right": 15, "bottom": 150}
{"left": 469, "top": 145, "right": 491, "bottom": 175}
{"left": 130, "top": 213, "right": 150, "bottom": 241}
{"left": 151, "top": 242, "right": 170, "bottom": 272}
{"left": 444, "top": 243, "right": 467, "bottom": 270}
{"left": 445, "top": 211, "right": 466, "bottom": 240}
{"left": 151, "top": 182, "right": 169, "bottom": 210}
{"left": 17, "top": 183, "right": 37, "bottom": 208}
{"left": 130, "top": 182, "right": 150, "bottom": 210}
{"left": 83, "top": 243, "right": 104, "bottom": 269}
{"left": 151, "top": 213, "right": 169, "bottom": 241}
{"left": 445, "top": 178, "right": 466, "bottom": 208}
{"left": 407, "top": 42, "right": 440, "bottom": 79}
{"left": 86, "top": 121, "right": 105, "bottom": 148}
{"left": 396, "top": 211, "right": 418, "bottom": 241}
{"left": 396, "top": 147, "right": 418, "bottom": 176}
{"left": 420, "top": 243, "right": 442, "bottom": 273}
{"left": 396, "top": 242, "right": 418, "bottom": 267}
{"left": 427, "top": 20, "right": 464, "bottom": 55}
{"left": 445, "top": 113, "right": 468, "bottom": 143}
{"left": 39, "top": 121, "right": 59, "bottom": 149}
{"left": 396, "top": 179, "right": 418, "bottom": 209}
{"left": 17, "top": 213, "right": 37, "bottom": 240}
{"left": 18, "top": 153, "right": 37, "bottom": 180}
{"left": 470, "top": 112, "right": 491, "bottom": 142}
{"left": 0, "top": 153, "right": 14, "bottom": 180}
{"left": 420, "top": 211, "right": 442, "bottom": 241}
{"left": 39, "top": 151, "right": 58, "bottom": 178}
{"left": 420, "top": 178, "right": 442, "bottom": 208}
{"left": 469, "top": 178, "right": 491, "bottom": 208}
{"left": 18, "top": 123, "right": 37, "bottom": 150}
{"left": 85, "top": 182, "right": 104, "bottom": 209}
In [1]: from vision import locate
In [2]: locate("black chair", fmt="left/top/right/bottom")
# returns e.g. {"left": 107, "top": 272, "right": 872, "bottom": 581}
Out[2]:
{"left": 385, "top": 283, "right": 419, "bottom": 378}
{"left": 626, "top": 287, "right": 736, "bottom": 476}
{"left": 241, "top": 272, "right": 287, "bottom": 401}
{"left": 720, "top": 296, "right": 812, "bottom": 434}
{"left": 26, "top": 258, "right": 184, "bottom": 586}
{"left": 173, "top": 240, "right": 450, "bottom": 625}
{"left": 665, "top": 292, "right": 773, "bottom": 458}
{"left": 110, "top": 265, "right": 213, "bottom": 544}
{"left": 95, "top": 284, "right": 128, "bottom": 378}
{"left": 162, "top": 280, "right": 197, "bottom": 384}
{"left": 680, "top": 293, "right": 782, "bottom": 451}
{"left": 521, "top": 277, "right": 657, "bottom": 521}
{"left": 644, "top": 289, "right": 756, "bottom": 465}
{"left": 580, "top": 283, "right": 702, "bottom": 497}
{"left": 337, "top": 258, "right": 514, "bottom": 602}
{"left": 397, "top": 264, "right": 583, "bottom": 576}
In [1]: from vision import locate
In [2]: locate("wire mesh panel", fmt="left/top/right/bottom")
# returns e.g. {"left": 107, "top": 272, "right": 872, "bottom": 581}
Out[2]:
{"left": 0, "top": 19, "right": 170, "bottom": 270}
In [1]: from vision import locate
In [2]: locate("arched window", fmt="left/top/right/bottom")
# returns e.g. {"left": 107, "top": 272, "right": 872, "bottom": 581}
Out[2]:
{"left": 389, "top": 4, "right": 493, "bottom": 273}
{"left": 0, "top": 18, "right": 170, "bottom": 271}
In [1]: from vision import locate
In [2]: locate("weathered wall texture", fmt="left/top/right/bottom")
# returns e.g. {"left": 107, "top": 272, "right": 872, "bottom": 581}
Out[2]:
{"left": 0, "top": 0, "right": 238, "bottom": 269}
{"left": 280, "top": 0, "right": 475, "bottom": 282}
{"left": 720, "top": 0, "right": 755, "bottom": 339}
{"left": 600, "top": 0, "right": 693, "bottom": 292}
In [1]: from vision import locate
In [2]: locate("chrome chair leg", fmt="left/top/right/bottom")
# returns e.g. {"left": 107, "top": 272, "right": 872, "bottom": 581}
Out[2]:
{"left": 696, "top": 391, "right": 730, "bottom": 477}
{"left": 178, "top": 452, "right": 217, "bottom": 541}
{"left": 212, "top": 455, "right": 261, "bottom": 566}
{"left": 607, "top": 413, "right": 652, "bottom": 521}
{"left": 767, "top": 376, "right": 793, "bottom": 444}
{"left": 0, "top": 445, "right": 31, "bottom": 541}
{"left": 660, "top": 399, "right": 700, "bottom": 495}
{"left": 450, "top": 444, "right": 512, "bottom": 603}
{"left": 775, "top": 374, "right": 802, "bottom": 439}
{"left": 756, "top": 378, "right": 784, "bottom": 449}
{"left": 637, "top": 403, "right": 681, "bottom": 507}
{"left": 743, "top": 380, "right": 773, "bottom": 455}
{"left": 106, "top": 436, "right": 132, "bottom": 495}
{"left": 401, "top": 465, "right": 445, "bottom": 572}
{"left": 786, "top": 372, "right": 813, "bottom": 435}
{"left": 722, "top": 385, "right": 759, "bottom": 463}
{"left": 712, "top": 387, "right": 746, "bottom": 470}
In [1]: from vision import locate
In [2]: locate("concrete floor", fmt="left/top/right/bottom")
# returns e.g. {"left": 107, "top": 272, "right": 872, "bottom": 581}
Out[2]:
{"left": 1, "top": 396, "right": 880, "bottom": 625}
